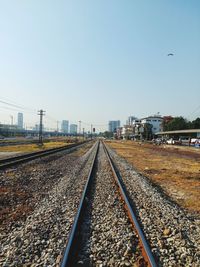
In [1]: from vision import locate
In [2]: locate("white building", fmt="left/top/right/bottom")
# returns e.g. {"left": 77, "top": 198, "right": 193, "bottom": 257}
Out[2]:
{"left": 17, "top": 113, "right": 23, "bottom": 129}
{"left": 61, "top": 120, "right": 69, "bottom": 133}
{"left": 121, "top": 125, "right": 134, "bottom": 139}
{"left": 141, "top": 115, "right": 163, "bottom": 134}
{"left": 70, "top": 124, "right": 77, "bottom": 134}
{"left": 108, "top": 120, "right": 120, "bottom": 133}
{"left": 132, "top": 118, "right": 141, "bottom": 127}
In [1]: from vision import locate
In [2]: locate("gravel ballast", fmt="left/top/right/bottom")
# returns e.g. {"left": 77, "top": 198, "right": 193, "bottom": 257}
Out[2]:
{"left": 106, "top": 143, "right": 200, "bottom": 267}
{"left": 75, "top": 142, "right": 144, "bottom": 267}
{"left": 0, "top": 142, "right": 97, "bottom": 266}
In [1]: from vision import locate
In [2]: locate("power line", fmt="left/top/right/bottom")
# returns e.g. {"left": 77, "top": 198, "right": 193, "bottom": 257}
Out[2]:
{"left": 81, "top": 121, "right": 108, "bottom": 127}
{"left": 45, "top": 115, "right": 58, "bottom": 123}
{"left": 0, "top": 96, "right": 36, "bottom": 111}
{"left": 0, "top": 106, "right": 24, "bottom": 112}
{"left": 187, "top": 104, "right": 200, "bottom": 119}
{"left": 0, "top": 105, "right": 36, "bottom": 114}
{"left": 0, "top": 99, "right": 36, "bottom": 113}
{"left": 0, "top": 99, "right": 26, "bottom": 109}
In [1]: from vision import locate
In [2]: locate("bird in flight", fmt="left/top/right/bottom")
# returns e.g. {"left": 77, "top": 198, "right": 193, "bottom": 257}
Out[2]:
{"left": 167, "top": 53, "right": 174, "bottom": 56}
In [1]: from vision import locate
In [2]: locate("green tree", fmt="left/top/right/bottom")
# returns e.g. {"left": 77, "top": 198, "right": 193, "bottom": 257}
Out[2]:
{"left": 103, "top": 131, "right": 113, "bottom": 138}
{"left": 191, "top": 117, "right": 200, "bottom": 129}
{"left": 143, "top": 123, "right": 153, "bottom": 140}
{"left": 164, "top": 117, "right": 189, "bottom": 131}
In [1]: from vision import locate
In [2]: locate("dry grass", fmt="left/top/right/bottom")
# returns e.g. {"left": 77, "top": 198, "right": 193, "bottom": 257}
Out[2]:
{"left": 0, "top": 141, "right": 71, "bottom": 153}
{"left": 106, "top": 140, "right": 200, "bottom": 213}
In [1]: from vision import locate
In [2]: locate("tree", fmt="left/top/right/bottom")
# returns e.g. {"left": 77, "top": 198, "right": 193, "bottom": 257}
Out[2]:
{"left": 103, "top": 131, "right": 113, "bottom": 138}
{"left": 143, "top": 123, "right": 153, "bottom": 140}
{"left": 164, "top": 117, "right": 189, "bottom": 131}
{"left": 191, "top": 117, "right": 200, "bottom": 129}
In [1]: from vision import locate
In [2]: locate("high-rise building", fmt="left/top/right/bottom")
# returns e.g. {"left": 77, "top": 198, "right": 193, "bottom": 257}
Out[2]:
{"left": 61, "top": 120, "right": 69, "bottom": 133}
{"left": 70, "top": 124, "right": 77, "bottom": 134}
{"left": 17, "top": 113, "right": 23, "bottom": 129}
{"left": 108, "top": 120, "right": 120, "bottom": 133}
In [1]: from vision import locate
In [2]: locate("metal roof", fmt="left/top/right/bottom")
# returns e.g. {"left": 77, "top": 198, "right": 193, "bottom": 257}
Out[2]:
{"left": 156, "top": 129, "right": 200, "bottom": 135}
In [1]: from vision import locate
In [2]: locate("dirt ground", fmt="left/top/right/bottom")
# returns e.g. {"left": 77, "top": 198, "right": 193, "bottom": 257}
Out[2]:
{"left": 0, "top": 142, "right": 93, "bottom": 229}
{"left": 106, "top": 140, "right": 200, "bottom": 214}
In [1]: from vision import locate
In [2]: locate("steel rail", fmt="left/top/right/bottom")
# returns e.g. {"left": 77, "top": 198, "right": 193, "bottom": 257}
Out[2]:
{"left": 103, "top": 142, "right": 157, "bottom": 267}
{"left": 61, "top": 141, "right": 99, "bottom": 267}
{"left": 0, "top": 143, "right": 80, "bottom": 163}
{"left": 0, "top": 141, "right": 89, "bottom": 169}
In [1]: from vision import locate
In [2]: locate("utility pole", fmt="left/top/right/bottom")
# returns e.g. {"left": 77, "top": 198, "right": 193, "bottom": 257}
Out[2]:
{"left": 38, "top": 109, "right": 45, "bottom": 145}
{"left": 91, "top": 124, "right": 93, "bottom": 140}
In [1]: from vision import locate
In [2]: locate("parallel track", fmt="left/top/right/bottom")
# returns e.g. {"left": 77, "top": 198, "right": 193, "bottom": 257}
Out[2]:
{"left": 0, "top": 141, "right": 88, "bottom": 170}
{"left": 61, "top": 141, "right": 99, "bottom": 266}
{"left": 61, "top": 141, "right": 157, "bottom": 267}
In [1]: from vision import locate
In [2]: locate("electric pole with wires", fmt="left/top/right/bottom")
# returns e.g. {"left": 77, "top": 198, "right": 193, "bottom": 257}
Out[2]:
{"left": 38, "top": 109, "right": 45, "bottom": 145}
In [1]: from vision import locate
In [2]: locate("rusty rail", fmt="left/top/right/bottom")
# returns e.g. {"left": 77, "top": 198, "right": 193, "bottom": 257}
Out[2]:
{"left": 61, "top": 140, "right": 157, "bottom": 267}
{"left": 103, "top": 142, "right": 157, "bottom": 267}
{"left": 61, "top": 141, "right": 99, "bottom": 266}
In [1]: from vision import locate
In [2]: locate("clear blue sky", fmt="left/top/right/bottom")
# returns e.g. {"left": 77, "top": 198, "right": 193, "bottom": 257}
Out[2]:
{"left": 0, "top": 0, "right": 200, "bottom": 132}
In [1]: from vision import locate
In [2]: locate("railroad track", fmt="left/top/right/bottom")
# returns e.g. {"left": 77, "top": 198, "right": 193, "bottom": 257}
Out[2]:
{"left": 1, "top": 140, "right": 198, "bottom": 266}
{"left": 61, "top": 141, "right": 157, "bottom": 267}
{"left": 0, "top": 141, "right": 98, "bottom": 266}
{"left": 0, "top": 141, "right": 88, "bottom": 169}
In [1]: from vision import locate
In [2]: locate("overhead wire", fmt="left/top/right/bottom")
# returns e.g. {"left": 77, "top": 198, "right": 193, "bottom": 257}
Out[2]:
{"left": 81, "top": 121, "right": 108, "bottom": 127}
{"left": 0, "top": 98, "right": 108, "bottom": 132}
{"left": 0, "top": 105, "right": 36, "bottom": 114}
{"left": 0, "top": 99, "right": 36, "bottom": 113}
{"left": 0, "top": 105, "right": 25, "bottom": 112}
{"left": 187, "top": 104, "right": 200, "bottom": 120}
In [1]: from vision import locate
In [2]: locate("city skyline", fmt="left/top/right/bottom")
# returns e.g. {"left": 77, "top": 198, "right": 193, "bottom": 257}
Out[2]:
{"left": 0, "top": 1, "right": 200, "bottom": 132}
{"left": 1, "top": 106, "right": 200, "bottom": 135}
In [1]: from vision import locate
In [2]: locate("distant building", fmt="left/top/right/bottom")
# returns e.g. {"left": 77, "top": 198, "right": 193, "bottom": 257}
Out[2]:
{"left": 132, "top": 118, "right": 141, "bottom": 126}
{"left": 108, "top": 120, "right": 120, "bottom": 133}
{"left": 126, "top": 116, "right": 138, "bottom": 125}
{"left": 116, "top": 127, "right": 123, "bottom": 139}
{"left": 70, "top": 124, "right": 77, "bottom": 134}
{"left": 17, "top": 113, "right": 23, "bottom": 129}
{"left": 0, "top": 123, "right": 18, "bottom": 131}
{"left": 121, "top": 125, "right": 134, "bottom": 140}
{"left": 34, "top": 124, "right": 39, "bottom": 132}
{"left": 34, "top": 124, "right": 44, "bottom": 132}
{"left": 61, "top": 120, "right": 69, "bottom": 133}
{"left": 141, "top": 115, "right": 163, "bottom": 134}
